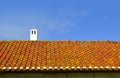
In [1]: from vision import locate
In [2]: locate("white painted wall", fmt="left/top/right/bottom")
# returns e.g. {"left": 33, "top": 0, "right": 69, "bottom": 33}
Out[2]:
{"left": 30, "top": 29, "right": 37, "bottom": 40}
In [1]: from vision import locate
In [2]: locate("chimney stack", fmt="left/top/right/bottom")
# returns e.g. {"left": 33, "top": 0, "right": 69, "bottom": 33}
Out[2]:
{"left": 30, "top": 29, "right": 37, "bottom": 40}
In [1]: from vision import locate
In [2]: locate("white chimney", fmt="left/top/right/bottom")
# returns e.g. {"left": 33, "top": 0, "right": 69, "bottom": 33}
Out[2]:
{"left": 30, "top": 29, "right": 37, "bottom": 40}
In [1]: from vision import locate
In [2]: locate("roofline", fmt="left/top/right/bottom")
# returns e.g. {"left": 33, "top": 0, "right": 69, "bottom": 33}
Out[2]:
{"left": 0, "top": 40, "right": 120, "bottom": 42}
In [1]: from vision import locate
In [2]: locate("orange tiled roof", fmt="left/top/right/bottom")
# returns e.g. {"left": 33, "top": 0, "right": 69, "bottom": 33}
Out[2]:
{"left": 0, "top": 40, "right": 120, "bottom": 71}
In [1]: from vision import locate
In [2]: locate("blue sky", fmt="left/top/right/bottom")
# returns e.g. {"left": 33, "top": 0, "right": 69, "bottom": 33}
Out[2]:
{"left": 0, "top": 0, "right": 120, "bottom": 40}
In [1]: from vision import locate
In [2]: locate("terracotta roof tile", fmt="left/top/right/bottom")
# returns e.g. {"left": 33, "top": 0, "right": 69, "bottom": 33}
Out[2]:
{"left": 0, "top": 40, "right": 120, "bottom": 71}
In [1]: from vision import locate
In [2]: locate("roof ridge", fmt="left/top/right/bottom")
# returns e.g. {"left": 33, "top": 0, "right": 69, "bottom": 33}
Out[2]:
{"left": 0, "top": 40, "right": 120, "bottom": 42}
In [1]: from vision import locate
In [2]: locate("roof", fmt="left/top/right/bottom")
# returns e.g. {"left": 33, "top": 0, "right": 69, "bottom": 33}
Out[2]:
{"left": 0, "top": 40, "right": 120, "bottom": 72}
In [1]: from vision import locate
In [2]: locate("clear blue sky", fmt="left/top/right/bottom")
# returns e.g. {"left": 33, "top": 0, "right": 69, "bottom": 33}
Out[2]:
{"left": 0, "top": 0, "right": 120, "bottom": 40}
